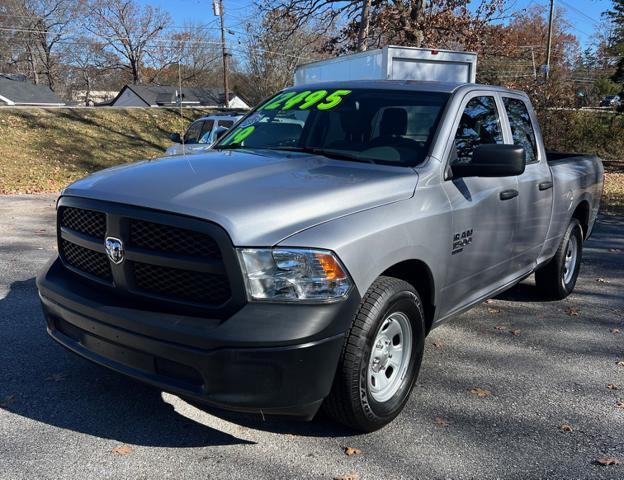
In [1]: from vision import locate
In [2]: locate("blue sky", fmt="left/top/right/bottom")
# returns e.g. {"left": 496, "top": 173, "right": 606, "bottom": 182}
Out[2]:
{"left": 143, "top": 0, "right": 613, "bottom": 47}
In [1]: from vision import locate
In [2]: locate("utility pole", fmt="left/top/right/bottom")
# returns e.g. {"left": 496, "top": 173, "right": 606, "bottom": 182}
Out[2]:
{"left": 214, "top": 0, "right": 230, "bottom": 106}
{"left": 545, "top": 0, "right": 555, "bottom": 80}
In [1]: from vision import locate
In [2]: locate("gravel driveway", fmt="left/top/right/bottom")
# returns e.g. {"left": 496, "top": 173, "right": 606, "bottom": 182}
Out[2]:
{"left": 1, "top": 194, "right": 622, "bottom": 480}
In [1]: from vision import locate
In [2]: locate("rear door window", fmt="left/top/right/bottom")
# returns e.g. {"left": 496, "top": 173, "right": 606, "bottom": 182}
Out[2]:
{"left": 503, "top": 97, "right": 538, "bottom": 163}
{"left": 452, "top": 96, "right": 503, "bottom": 166}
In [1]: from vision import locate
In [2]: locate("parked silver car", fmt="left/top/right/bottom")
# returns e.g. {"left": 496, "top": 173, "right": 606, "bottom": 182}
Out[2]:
{"left": 165, "top": 113, "right": 243, "bottom": 156}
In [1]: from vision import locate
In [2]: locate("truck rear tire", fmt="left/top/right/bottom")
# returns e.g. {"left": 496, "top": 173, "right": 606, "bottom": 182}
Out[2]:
{"left": 323, "top": 276, "right": 425, "bottom": 432}
{"left": 535, "top": 218, "right": 583, "bottom": 300}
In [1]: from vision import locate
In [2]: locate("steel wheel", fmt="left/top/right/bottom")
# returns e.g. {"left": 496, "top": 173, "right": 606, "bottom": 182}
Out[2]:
{"left": 367, "top": 312, "right": 413, "bottom": 403}
{"left": 563, "top": 235, "right": 579, "bottom": 285}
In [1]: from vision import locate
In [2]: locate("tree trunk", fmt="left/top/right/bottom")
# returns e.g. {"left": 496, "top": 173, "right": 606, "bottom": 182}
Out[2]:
{"left": 357, "top": 0, "right": 372, "bottom": 52}
{"left": 43, "top": 48, "right": 54, "bottom": 91}
{"left": 131, "top": 57, "right": 141, "bottom": 84}
{"left": 409, "top": 0, "right": 425, "bottom": 47}
{"left": 26, "top": 45, "right": 39, "bottom": 85}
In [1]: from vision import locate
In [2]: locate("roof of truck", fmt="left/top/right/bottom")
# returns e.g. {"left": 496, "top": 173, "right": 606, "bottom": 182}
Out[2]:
{"left": 286, "top": 80, "right": 524, "bottom": 96}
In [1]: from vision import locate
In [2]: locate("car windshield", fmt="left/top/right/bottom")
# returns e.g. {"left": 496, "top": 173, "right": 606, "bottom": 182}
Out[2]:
{"left": 215, "top": 88, "right": 449, "bottom": 166}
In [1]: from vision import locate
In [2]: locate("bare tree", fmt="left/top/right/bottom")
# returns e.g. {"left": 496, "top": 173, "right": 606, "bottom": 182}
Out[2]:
{"left": 262, "top": 0, "right": 505, "bottom": 53}
{"left": 145, "top": 22, "right": 222, "bottom": 86}
{"left": 240, "top": 8, "right": 329, "bottom": 104}
{"left": 0, "top": 0, "right": 80, "bottom": 90}
{"left": 65, "top": 37, "right": 120, "bottom": 104}
{"left": 85, "top": 0, "right": 171, "bottom": 84}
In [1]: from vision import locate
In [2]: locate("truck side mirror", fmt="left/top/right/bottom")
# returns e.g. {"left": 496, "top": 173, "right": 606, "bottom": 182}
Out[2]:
{"left": 170, "top": 132, "right": 182, "bottom": 143}
{"left": 451, "top": 144, "right": 526, "bottom": 178}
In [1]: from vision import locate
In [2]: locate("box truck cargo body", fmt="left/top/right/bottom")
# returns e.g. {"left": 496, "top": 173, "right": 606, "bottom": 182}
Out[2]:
{"left": 294, "top": 46, "right": 477, "bottom": 85}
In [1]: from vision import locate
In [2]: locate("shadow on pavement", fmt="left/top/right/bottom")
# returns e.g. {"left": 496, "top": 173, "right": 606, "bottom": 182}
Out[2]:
{"left": 0, "top": 278, "right": 256, "bottom": 448}
{"left": 0, "top": 278, "right": 356, "bottom": 444}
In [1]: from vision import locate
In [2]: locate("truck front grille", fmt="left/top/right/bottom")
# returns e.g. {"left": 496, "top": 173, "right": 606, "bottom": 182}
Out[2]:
{"left": 129, "top": 219, "right": 222, "bottom": 258}
{"left": 60, "top": 207, "right": 106, "bottom": 239}
{"left": 61, "top": 239, "right": 113, "bottom": 282}
{"left": 56, "top": 200, "right": 242, "bottom": 315}
{"left": 133, "top": 262, "right": 231, "bottom": 304}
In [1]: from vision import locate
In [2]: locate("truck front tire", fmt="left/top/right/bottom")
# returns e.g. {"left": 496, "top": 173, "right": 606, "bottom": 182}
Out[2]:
{"left": 535, "top": 218, "right": 583, "bottom": 300}
{"left": 323, "top": 276, "right": 425, "bottom": 432}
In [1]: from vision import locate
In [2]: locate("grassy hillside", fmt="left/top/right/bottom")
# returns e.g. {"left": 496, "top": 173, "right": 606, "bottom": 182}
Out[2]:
{"left": 0, "top": 107, "right": 213, "bottom": 194}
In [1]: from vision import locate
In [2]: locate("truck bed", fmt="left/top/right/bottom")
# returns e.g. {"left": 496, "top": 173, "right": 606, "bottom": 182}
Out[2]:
{"left": 546, "top": 151, "right": 593, "bottom": 163}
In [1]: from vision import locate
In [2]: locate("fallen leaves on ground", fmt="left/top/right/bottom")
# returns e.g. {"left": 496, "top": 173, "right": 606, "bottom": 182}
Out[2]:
{"left": 616, "top": 361, "right": 624, "bottom": 367}
{"left": 432, "top": 341, "right": 443, "bottom": 349}
{"left": 111, "top": 445, "right": 134, "bottom": 455}
{"left": 0, "top": 395, "right": 16, "bottom": 408}
{"left": 566, "top": 307, "right": 580, "bottom": 316}
{"left": 495, "top": 325, "right": 506, "bottom": 331}
{"left": 343, "top": 447, "right": 362, "bottom": 456}
{"left": 607, "top": 384, "right": 620, "bottom": 390}
{"left": 610, "top": 329, "right": 621, "bottom": 335}
{"left": 560, "top": 424, "right": 574, "bottom": 432}
{"left": 596, "top": 457, "right": 622, "bottom": 466}
{"left": 596, "top": 277, "right": 609, "bottom": 283}
{"left": 334, "top": 473, "right": 359, "bottom": 480}
{"left": 469, "top": 387, "right": 492, "bottom": 398}
{"left": 616, "top": 401, "right": 624, "bottom": 410}
{"left": 435, "top": 417, "right": 450, "bottom": 427}
{"left": 510, "top": 329, "right": 522, "bottom": 336}
{"left": 488, "top": 307, "right": 501, "bottom": 314}
{"left": 46, "top": 372, "right": 67, "bottom": 382}
{"left": 484, "top": 299, "right": 494, "bottom": 304}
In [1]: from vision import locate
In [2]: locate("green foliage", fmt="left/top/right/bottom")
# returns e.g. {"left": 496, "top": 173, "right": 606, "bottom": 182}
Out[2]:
{"left": 605, "top": 0, "right": 624, "bottom": 83}
{"left": 594, "top": 76, "right": 621, "bottom": 96}
{"left": 538, "top": 109, "right": 624, "bottom": 161}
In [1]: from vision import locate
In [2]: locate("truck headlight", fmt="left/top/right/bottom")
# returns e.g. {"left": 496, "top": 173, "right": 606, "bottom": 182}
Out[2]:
{"left": 237, "top": 248, "right": 352, "bottom": 302}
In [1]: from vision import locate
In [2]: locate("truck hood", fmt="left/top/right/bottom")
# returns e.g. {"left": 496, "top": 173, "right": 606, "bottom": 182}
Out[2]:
{"left": 63, "top": 150, "right": 418, "bottom": 245}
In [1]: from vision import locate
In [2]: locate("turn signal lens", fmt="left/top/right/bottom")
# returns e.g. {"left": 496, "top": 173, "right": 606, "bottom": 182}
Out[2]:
{"left": 315, "top": 253, "right": 346, "bottom": 281}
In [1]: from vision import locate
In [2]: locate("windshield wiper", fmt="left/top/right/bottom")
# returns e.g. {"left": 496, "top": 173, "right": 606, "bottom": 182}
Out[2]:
{"left": 270, "top": 147, "right": 376, "bottom": 164}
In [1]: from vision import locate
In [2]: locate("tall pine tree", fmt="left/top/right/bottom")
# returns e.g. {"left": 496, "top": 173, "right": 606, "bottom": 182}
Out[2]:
{"left": 605, "top": 0, "right": 624, "bottom": 83}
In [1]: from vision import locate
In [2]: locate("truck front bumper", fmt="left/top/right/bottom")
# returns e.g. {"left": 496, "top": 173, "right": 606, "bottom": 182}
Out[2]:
{"left": 37, "top": 257, "right": 361, "bottom": 419}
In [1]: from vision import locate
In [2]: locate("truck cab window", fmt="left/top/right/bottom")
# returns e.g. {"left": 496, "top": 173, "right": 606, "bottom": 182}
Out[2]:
{"left": 452, "top": 96, "right": 503, "bottom": 166}
{"left": 503, "top": 97, "right": 538, "bottom": 163}
{"left": 184, "top": 121, "right": 203, "bottom": 144}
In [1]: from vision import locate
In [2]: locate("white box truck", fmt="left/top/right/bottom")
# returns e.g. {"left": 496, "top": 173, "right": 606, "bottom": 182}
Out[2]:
{"left": 294, "top": 45, "right": 477, "bottom": 85}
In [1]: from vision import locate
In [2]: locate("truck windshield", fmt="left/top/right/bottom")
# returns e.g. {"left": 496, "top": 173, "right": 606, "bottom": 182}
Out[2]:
{"left": 215, "top": 88, "right": 449, "bottom": 166}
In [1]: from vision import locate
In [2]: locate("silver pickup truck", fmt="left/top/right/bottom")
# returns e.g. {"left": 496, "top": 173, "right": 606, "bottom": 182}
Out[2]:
{"left": 37, "top": 81, "right": 603, "bottom": 432}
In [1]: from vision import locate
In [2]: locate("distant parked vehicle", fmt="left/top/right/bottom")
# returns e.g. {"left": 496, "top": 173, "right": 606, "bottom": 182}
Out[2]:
{"left": 166, "top": 113, "right": 243, "bottom": 156}
{"left": 600, "top": 95, "right": 621, "bottom": 108}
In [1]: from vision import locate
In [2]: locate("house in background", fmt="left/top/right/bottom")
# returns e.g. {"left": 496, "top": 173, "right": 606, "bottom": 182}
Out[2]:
{"left": 0, "top": 74, "right": 65, "bottom": 106}
{"left": 109, "top": 85, "right": 250, "bottom": 109}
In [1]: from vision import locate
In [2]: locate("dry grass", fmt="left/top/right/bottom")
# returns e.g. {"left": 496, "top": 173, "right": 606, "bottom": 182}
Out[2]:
{"left": 602, "top": 171, "right": 624, "bottom": 216}
{"left": 0, "top": 107, "right": 211, "bottom": 194}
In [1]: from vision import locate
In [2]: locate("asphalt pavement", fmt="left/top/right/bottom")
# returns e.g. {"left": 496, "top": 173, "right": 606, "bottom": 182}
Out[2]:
{"left": 0, "top": 194, "right": 622, "bottom": 480}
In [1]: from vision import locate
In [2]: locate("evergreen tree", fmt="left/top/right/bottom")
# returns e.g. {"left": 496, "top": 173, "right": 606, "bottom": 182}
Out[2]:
{"left": 605, "top": 0, "right": 624, "bottom": 83}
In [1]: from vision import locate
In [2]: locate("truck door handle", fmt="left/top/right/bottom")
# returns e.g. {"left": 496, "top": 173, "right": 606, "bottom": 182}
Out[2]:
{"left": 499, "top": 189, "right": 519, "bottom": 200}
{"left": 538, "top": 181, "right": 553, "bottom": 191}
